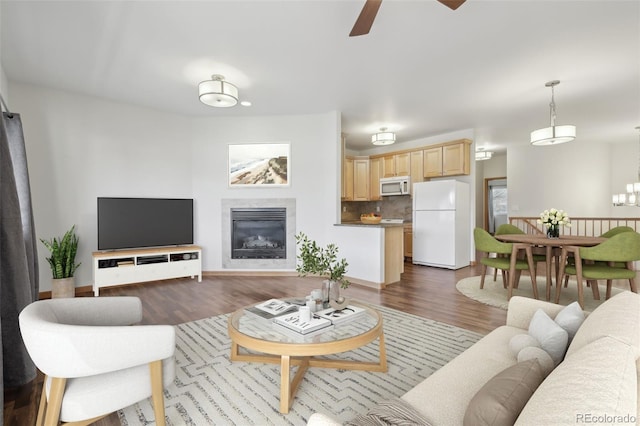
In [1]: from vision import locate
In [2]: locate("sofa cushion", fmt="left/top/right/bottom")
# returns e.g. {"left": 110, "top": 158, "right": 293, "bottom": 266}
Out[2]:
{"left": 508, "top": 334, "right": 540, "bottom": 357}
{"left": 553, "top": 301, "right": 585, "bottom": 341}
{"left": 463, "top": 359, "right": 545, "bottom": 426}
{"left": 402, "top": 325, "right": 523, "bottom": 426}
{"left": 516, "top": 346, "right": 554, "bottom": 376}
{"left": 528, "top": 309, "right": 568, "bottom": 365}
{"left": 566, "top": 291, "right": 640, "bottom": 359}
{"left": 514, "top": 336, "right": 638, "bottom": 425}
{"left": 344, "top": 398, "right": 432, "bottom": 426}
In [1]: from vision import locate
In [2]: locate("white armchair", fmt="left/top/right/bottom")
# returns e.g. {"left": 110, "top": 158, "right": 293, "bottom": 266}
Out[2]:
{"left": 19, "top": 296, "right": 175, "bottom": 426}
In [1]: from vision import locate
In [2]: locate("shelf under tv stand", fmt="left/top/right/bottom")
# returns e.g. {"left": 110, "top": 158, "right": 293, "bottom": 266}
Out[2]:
{"left": 92, "top": 245, "right": 202, "bottom": 296}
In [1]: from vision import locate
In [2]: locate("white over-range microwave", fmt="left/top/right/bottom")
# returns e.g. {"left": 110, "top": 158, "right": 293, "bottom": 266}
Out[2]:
{"left": 380, "top": 176, "right": 411, "bottom": 196}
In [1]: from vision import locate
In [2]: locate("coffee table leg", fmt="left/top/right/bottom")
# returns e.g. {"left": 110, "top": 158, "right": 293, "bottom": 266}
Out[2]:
{"left": 280, "top": 355, "right": 291, "bottom": 413}
{"left": 279, "top": 355, "right": 310, "bottom": 414}
{"left": 378, "top": 332, "right": 388, "bottom": 372}
{"left": 230, "top": 341, "right": 239, "bottom": 361}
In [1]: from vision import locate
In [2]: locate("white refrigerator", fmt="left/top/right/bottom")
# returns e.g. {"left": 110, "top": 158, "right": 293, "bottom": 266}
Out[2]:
{"left": 412, "top": 180, "right": 470, "bottom": 269}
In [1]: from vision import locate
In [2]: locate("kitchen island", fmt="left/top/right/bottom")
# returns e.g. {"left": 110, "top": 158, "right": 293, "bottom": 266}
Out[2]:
{"left": 333, "top": 221, "right": 404, "bottom": 288}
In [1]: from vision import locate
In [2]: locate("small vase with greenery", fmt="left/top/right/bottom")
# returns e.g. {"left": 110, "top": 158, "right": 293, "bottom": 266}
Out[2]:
{"left": 295, "top": 232, "right": 349, "bottom": 306}
{"left": 40, "top": 225, "right": 80, "bottom": 297}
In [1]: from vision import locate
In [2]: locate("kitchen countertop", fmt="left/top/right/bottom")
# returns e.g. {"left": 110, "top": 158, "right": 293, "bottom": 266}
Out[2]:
{"left": 336, "top": 221, "right": 405, "bottom": 228}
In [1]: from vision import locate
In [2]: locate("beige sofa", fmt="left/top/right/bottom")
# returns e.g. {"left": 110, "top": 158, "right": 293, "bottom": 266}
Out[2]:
{"left": 308, "top": 291, "right": 639, "bottom": 425}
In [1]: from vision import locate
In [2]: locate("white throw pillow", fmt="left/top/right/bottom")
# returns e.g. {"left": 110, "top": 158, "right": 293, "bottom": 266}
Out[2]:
{"left": 528, "top": 309, "right": 568, "bottom": 365}
{"left": 517, "top": 346, "right": 555, "bottom": 376}
{"left": 509, "top": 333, "right": 541, "bottom": 357}
{"left": 554, "top": 301, "right": 585, "bottom": 341}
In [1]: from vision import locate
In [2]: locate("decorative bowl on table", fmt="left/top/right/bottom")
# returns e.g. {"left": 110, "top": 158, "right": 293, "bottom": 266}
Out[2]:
{"left": 360, "top": 214, "right": 382, "bottom": 224}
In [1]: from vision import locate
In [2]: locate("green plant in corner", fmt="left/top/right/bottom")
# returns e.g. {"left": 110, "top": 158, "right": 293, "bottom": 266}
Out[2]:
{"left": 295, "top": 232, "right": 350, "bottom": 289}
{"left": 40, "top": 225, "right": 81, "bottom": 279}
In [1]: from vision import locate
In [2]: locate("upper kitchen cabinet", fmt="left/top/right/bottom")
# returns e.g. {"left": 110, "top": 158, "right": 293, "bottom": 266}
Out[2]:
{"left": 383, "top": 152, "right": 410, "bottom": 177}
{"left": 369, "top": 157, "right": 383, "bottom": 201}
{"left": 353, "top": 157, "right": 370, "bottom": 201}
{"left": 424, "top": 139, "right": 471, "bottom": 178}
{"left": 409, "top": 150, "right": 424, "bottom": 191}
{"left": 342, "top": 156, "right": 354, "bottom": 201}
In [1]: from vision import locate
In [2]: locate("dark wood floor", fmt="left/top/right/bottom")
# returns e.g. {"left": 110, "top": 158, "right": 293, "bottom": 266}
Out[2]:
{"left": 4, "top": 262, "right": 505, "bottom": 426}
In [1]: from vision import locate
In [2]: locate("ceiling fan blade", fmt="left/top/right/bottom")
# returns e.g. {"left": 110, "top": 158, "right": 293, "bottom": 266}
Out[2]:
{"left": 349, "top": 0, "right": 382, "bottom": 37}
{"left": 437, "top": 0, "right": 466, "bottom": 10}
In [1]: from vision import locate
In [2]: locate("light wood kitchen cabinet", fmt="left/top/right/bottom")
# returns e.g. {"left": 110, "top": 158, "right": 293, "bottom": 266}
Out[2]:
{"left": 383, "top": 153, "right": 410, "bottom": 177}
{"left": 423, "top": 146, "right": 444, "bottom": 177}
{"left": 353, "top": 157, "right": 370, "bottom": 201}
{"left": 369, "top": 157, "right": 382, "bottom": 201}
{"left": 423, "top": 140, "right": 471, "bottom": 178}
{"left": 342, "top": 156, "right": 354, "bottom": 201}
{"left": 442, "top": 141, "right": 470, "bottom": 176}
{"left": 404, "top": 223, "right": 413, "bottom": 259}
{"left": 382, "top": 155, "right": 396, "bottom": 177}
{"left": 395, "top": 153, "right": 410, "bottom": 176}
{"left": 409, "top": 150, "right": 424, "bottom": 192}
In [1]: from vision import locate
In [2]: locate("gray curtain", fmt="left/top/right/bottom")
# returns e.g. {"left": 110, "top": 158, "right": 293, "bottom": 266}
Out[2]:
{"left": 0, "top": 111, "right": 39, "bottom": 422}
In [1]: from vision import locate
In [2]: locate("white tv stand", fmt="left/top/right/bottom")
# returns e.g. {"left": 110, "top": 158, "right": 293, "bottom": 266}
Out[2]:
{"left": 92, "top": 245, "right": 202, "bottom": 296}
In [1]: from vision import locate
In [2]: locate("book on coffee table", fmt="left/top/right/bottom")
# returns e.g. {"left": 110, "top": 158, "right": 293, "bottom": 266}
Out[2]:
{"left": 244, "top": 299, "right": 298, "bottom": 321}
{"left": 315, "top": 305, "right": 366, "bottom": 325}
{"left": 273, "top": 311, "right": 332, "bottom": 334}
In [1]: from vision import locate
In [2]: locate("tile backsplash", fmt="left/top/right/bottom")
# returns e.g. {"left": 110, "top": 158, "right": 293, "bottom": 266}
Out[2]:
{"left": 341, "top": 195, "right": 412, "bottom": 222}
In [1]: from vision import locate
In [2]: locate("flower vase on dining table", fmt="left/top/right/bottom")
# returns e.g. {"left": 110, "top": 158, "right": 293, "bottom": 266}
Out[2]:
{"left": 547, "top": 225, "right": 560, "bottom": 239}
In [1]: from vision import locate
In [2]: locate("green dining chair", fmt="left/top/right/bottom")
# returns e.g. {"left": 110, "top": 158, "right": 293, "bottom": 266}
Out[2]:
{"left": 494, "top": 224, "right": 546, "bottom": 284}
{"left": 556, "top": 231, "right": 640, "bottom": 308}
{"left": 562, "top": 225, "right": 636, "bottom": 288}
{"left": 474, "top": 228, "right": 538, "bottom": 300}
{"left": 600, "top": 225, "right": 635, "bottom": 238}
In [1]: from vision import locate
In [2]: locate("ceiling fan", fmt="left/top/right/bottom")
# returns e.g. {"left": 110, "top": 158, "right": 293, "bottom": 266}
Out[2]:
{"left": 349, "top": 0, "right": 467, "bottom": 37}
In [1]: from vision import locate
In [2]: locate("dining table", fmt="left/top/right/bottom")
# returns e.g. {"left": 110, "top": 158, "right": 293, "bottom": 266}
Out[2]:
{"left": 494, "top": 234, "right": 606, "bottom": 301}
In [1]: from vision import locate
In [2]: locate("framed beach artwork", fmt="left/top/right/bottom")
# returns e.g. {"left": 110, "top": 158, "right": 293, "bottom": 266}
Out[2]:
{"left": 228, "top": 143, "right": 290, "bottom": 187}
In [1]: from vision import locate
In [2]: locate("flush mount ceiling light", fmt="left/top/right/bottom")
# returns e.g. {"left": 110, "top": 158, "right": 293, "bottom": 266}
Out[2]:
{"left": 371, "top": 127, "right": 396, "bottom": 146}
{"left": 530, "top": 80, "right": 576, "bottom": 146}
{"left": 198, "top": 74, "right": 238, "bottom": 107}
{"left": 475, "top": 149, "right": 493, "bottom": 161}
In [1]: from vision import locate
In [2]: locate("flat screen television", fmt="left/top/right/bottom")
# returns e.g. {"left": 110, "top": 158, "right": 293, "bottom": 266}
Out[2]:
{"left": 97, "top": 197, "right": 194, "bottom": 250}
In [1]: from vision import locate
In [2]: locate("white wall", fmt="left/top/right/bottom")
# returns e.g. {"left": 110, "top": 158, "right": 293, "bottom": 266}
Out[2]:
{"left": 190, "top": 112, "right": 340, "bottom": 271}
{"left": 609, "top": 141, "right": 639, "bottom": 217}
{"left": 11, "top": 81, "right": 342, "bottom": 291}
{"left": 0, "top": 3, "right": 8, "bottom": 106}
{"left": 507, "top": 142, "right": 612, "bottom": 217}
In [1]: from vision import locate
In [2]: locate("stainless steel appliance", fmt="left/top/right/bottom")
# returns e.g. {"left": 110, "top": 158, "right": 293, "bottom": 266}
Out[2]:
{"left": 380, "top": 176, "right": 410, "bottom": 196}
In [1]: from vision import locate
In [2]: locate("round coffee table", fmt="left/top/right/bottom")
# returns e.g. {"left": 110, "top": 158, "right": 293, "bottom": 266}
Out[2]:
{"left": 227, "top": 301, "right": 387, "bottom": 413}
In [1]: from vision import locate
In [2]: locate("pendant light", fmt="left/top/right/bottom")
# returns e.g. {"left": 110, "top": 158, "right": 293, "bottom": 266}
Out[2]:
{"left": 613, "top": 126, "right": 640, "bottom": 206}
{"left": 530, "top": 80, "right": 576, "bottom": 146}
{"left": 199, "top": 74, "right": 239, "bottom": 107}
{"left": 371, "top": 127, "right": 396, "bottom": 146}
{"left": 475, "top": 148, "right": 493, "bottom": 161}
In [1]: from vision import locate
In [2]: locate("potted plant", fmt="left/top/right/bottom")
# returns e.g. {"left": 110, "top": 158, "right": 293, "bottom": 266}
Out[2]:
{"left": 295, "top": 232, "right": 349, "bottom": 306}
{"left": 40, "top": 225, "right": 80, "bottom": 298}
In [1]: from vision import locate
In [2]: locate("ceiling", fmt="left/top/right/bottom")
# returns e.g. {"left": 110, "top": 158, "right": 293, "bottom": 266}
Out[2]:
{"left": 1, "top": 1, "right": 638, "bottom": 152}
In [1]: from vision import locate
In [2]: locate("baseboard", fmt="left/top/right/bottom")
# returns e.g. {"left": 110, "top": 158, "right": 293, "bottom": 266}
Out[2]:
{"left": 39, "top": 285, "right": 93, "bottom": 300}
{"left": 345, "top": 276, "right": 384, "bottom": 290}
{"left": 204, "top": 270, "right": 299, "bottom": 277}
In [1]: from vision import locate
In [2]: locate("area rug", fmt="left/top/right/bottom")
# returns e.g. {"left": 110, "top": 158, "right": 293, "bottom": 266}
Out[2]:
{"left": 456, "top": 275, "right": 625, "bottom": 312}
{"left": 118, "top": 305, "right": 482, "bottom": 426}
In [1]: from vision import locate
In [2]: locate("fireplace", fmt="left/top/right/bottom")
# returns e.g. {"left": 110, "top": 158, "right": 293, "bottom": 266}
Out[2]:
{"left": 230, "top": 208, "right": 286, "bottom": 259}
